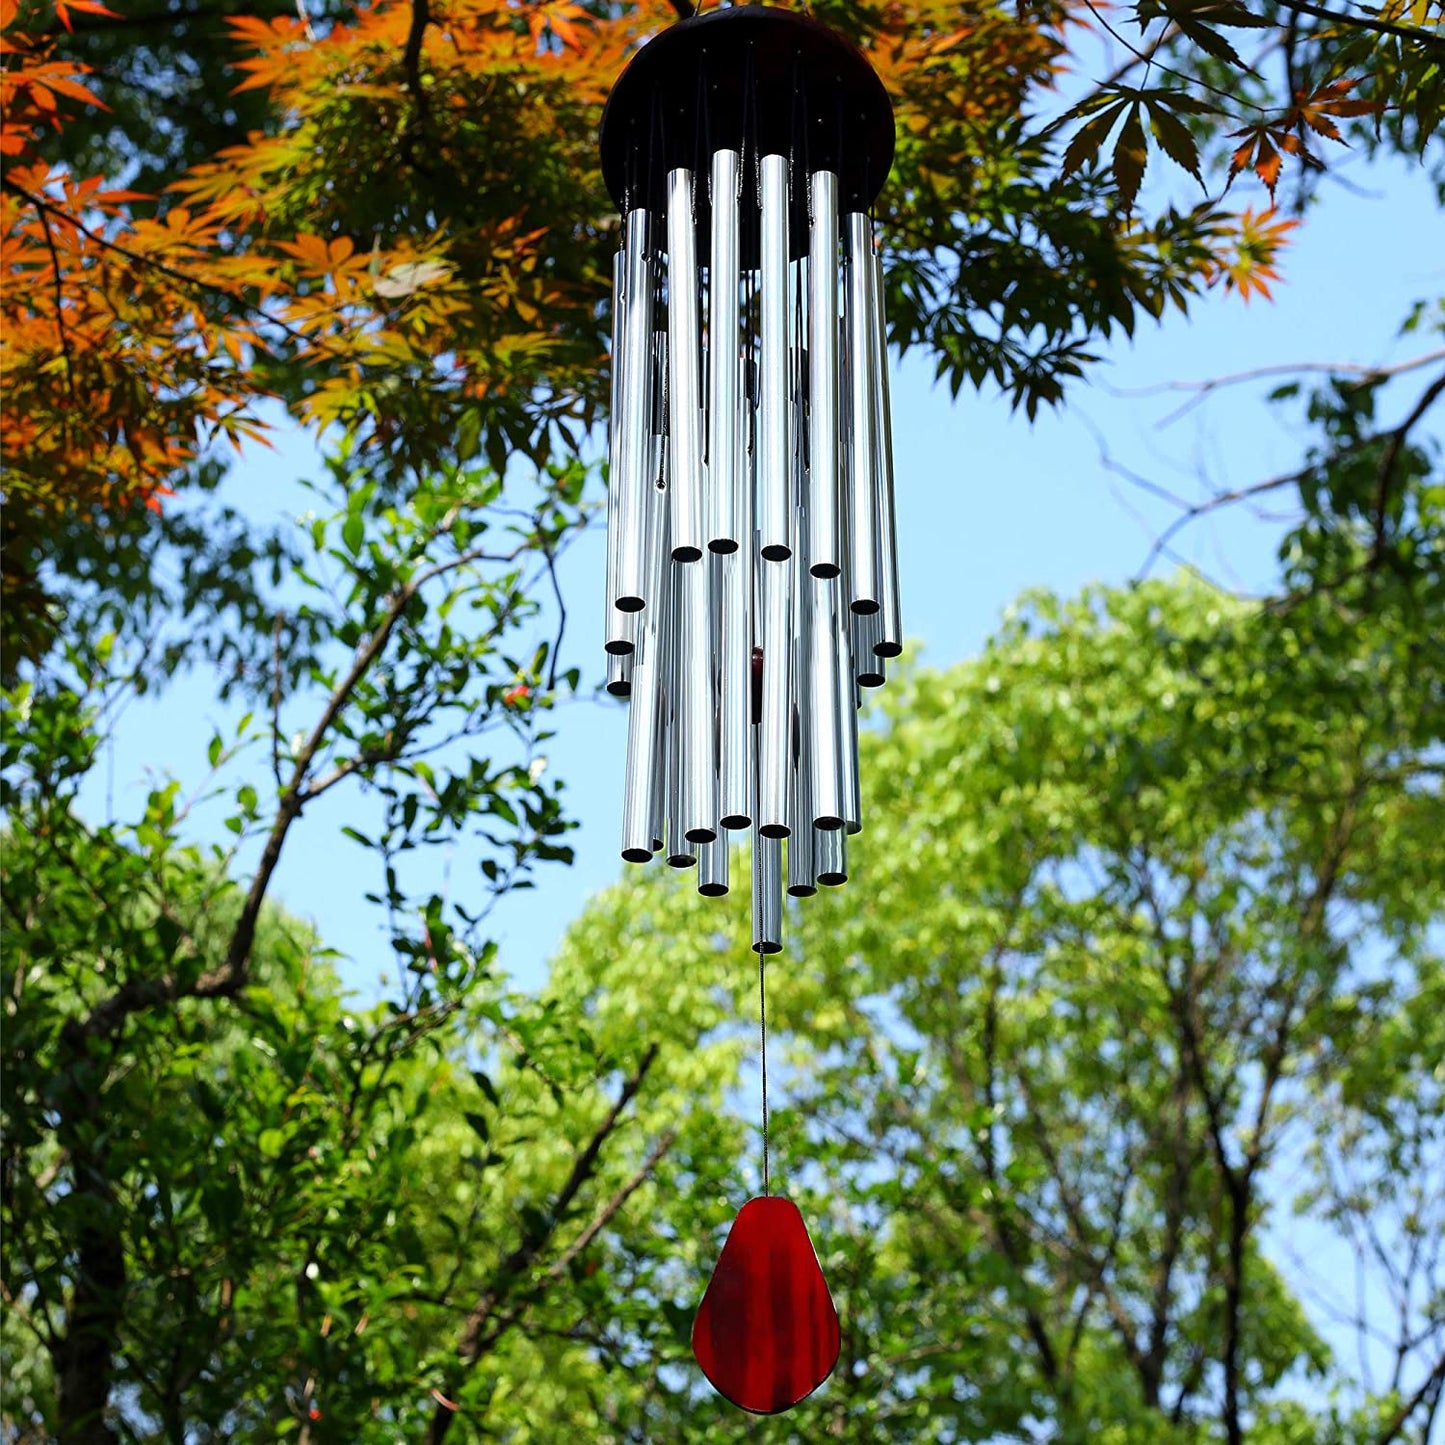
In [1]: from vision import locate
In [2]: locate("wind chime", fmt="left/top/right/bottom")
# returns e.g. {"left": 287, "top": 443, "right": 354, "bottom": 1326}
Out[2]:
{"left": 598, "top": 2, "right": 897, "bottom": 1416}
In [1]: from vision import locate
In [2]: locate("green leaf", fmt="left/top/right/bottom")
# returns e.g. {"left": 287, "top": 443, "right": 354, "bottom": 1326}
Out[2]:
{"left": 471, "top": 1070, "right": 501, "bottom": 1107}
{"left": 1061, "top": 101, "right": 1129, "bottom": 180}
{"left": 1174, "top": 13, "right": 1247, "bottom": 67}
{"left": 456, "top": 410, "right": 481, "bottom": 464}
{"left": 1112, "top": 103, "right": 1149, "bottom": 213}
{"left": 1147, "top": 103, "right": 1204, "bottom": 186}
{"left": 342, "top": 511, "right": 365, "bottom": 557}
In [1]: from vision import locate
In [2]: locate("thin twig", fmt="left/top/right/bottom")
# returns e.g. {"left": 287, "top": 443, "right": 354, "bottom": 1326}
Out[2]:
{"left": 1270, "top": 0, "right": 1445, "bottom": 49}
{"left": 1369, "top": 368, "right": 1445, "bottom": 569}
{"left": 31, "top": 197, "right": 76, "bottom": 404}
{"left": 3, "top": 177, "right": 309, "bottom": 348}
{"left": 1079, "top": 0, "right": 1268, "bottom": 110}
{"left": 67, "top": 538, "right": 531, "bottom": 1043}
{"left": 271, "top": 611, "right": 285, "bottom": 792}
{"left": 426, "top": 1045, "right": 664, "bottom": 1444}
{"left": 536, "top": 526, "right": 567, "bottom": 693}
{"left": 1100, "top": 349, "right": 1445, "bottom": 428}
{"left": 1373, "top": 1349, "right": 1445, "bottom": 1445}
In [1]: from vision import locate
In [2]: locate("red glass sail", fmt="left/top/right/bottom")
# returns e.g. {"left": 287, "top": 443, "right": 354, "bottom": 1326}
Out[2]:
{"left": 692, "top": 1196, "right": 841, "bottom": 1414}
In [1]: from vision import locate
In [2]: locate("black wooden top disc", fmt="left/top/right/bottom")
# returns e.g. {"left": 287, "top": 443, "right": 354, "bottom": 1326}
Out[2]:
{"left": 598, "top": 6, "right": 895, "bottom": 221}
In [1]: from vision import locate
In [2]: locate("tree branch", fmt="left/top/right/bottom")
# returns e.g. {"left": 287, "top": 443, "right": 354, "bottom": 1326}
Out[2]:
{"left": 1374, "top": 1348, "right": 1445, "bottom": 1445}
{"left": 399, "top": 0, "right": 435, "bottom": 174}
{"left": 1015, "top": 1073, "right": 1149, "bottom": 1385}
{"left": 67, "top": 540, "right": 529, "bottom": 1044}
{"left": 1103, "top": 348, "right": 1445, "bottom": 429}
{"left": 970, "top": 953, "right": 1064, "bottom": 1391}
{"left": 1145, "top": 1053, "right": 1197, "bottom": 1402}
{"left": 1266, "top": 0, "right": 1445, "bottom": 49}
{"left": 1369, "top": 368, "right": 1445, "bottom": 570}
{"left": 3, "top": 177, "right": 307, "bottom": 350}
{"left": 542, "top": 1128, "right": 676, "bottom": 1286}
{"left": 426, "top": 1044, "right": 662, "bottom": 1444}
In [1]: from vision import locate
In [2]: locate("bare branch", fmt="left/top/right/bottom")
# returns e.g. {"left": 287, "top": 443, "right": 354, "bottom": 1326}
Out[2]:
{"left": 1101, "top": 349, "right": 1445, "bottom": 429}
{"left": 1015, "top": 1072, "right": 1148, "bottom": 1384}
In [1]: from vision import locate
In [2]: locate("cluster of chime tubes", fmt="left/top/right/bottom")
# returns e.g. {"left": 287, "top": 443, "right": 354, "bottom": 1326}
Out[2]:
{"left": 604, "top": 148, "right": 900, "bottom": 955}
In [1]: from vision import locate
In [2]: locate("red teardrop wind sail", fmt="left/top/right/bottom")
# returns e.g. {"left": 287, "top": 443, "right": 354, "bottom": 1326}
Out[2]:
{"left": 692, "top": 1196, "right": 841, "bottom": 1414}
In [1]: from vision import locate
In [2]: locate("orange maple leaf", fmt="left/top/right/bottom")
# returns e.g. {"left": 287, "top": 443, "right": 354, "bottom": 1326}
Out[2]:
{"left": 1220, "top": 207, "right": 1300, "bottom": 303}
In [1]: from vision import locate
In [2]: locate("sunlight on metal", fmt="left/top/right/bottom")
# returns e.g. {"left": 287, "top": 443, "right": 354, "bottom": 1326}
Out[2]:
{"left": 599, "top": 6, "right": 897, "bottom": 955}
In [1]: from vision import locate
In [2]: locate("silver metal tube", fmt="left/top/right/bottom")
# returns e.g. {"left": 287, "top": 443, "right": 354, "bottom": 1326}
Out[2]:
{"left": 666, "top": 170, "right": 705, "bottom": 562}
{"left": 870, "top": 244, "right": 902, "bottom": 656}
{"left": 619, "top": 566, "right": 659, "bottom": 861}
{"left": 649, "top": 685, "right": 666, "bottom": 856}
{"left": 845, "top": 211, "right": 880, "bottom": 616}
{"left": 717, "top": 547, "right": 752, "bottom": 828}
{"left": 817, "top": 827, "right": 848, "bottom": 886}
{"left": 808, "top": 577, "right": 845, "bottom": 830}
{"left": 661, "top": 554, "right": 695, "bottom": 868}
{"left": 758, "top": 153, "right": 791, "bottom": 561}
{"left": 619, "top": 642, "right": 657, "bottom": 863}
{"left": 606, "top": 647, "right": 633, "bottom": 698}
{"left": 657, "top": 455, "right": 685, "bottom": 866}
{"left": 606, "top": 589, "right": 635, "bottom": 658}
{"left": 652, "top": 322, "right": 669, "bottom": 453}
{"left": 786, "top": 841, "right": 817, "bottom": 896}
{"left": 605, "top": 609, "right": 634, "bottom": 656}
{"left": 807, "top": 172, "right": 841, "bottom": 578}
{"left": 608, "top": 240, "right": 625, "bottom": 475}
{"left": 647, "top": 443, "right": 669, "bottom": 855}
{"left": 837, "top": 310, "right": 852, "bottom": 598}
{"left": 752, "top": 833, "right": 782, "bottom": 954}
{"left": 788, "top": 501, "right": 817, "bottom": 894}
{"left": 622, "top": 330, "right": 665, "bottom": 655}
{"left": 615, "top": 210, "right": 654, "bottom": 613}
{"left": 606, "top": 245, "right": 627, "bottom": 653}
{"left": 679, "top": 554, "right": 716, "bottom": 844}
{"left": 619, "top": 429, "right": 669, "bottom": 861}
{"left": 838, "top": 615, "right": 861, "bottom": 835}
{"left": 757, "top": 557, "right": 791, "bottom": 837}
{"left": 699, "top": 834, "right": 728, "bottom": 897}
{"left": 708, "top": 150, "right": 741, "bottom": 554}
{"left": 666, "top": 769, "right": 695, "bottom": 867}
{"left": 786, "top": 734, "right": 817, "bottom": 896}
{"left": 855, "top": 609, "right": 885, "bottom": 687}
{"left": 665, "top": 750, "right": 696, "bottom": 867}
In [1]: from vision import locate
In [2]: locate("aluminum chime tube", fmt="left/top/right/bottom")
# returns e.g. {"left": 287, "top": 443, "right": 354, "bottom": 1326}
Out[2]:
{"left": 599, "top": 4, "right": 897, "bottom": 951}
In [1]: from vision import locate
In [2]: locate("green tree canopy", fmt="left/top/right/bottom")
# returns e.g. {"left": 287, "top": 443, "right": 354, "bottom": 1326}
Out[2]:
{"left": 549, "top": 554, "right": 1445, "bottom": 1441}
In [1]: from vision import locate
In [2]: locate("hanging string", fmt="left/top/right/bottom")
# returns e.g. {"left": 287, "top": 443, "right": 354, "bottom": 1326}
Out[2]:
{"left": 758, "top": 940, "right": 770, "bottom": 1195}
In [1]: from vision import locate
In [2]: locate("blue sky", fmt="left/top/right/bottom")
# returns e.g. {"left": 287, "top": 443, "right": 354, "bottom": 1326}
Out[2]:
{"left": 64, "top": 105, "right": 1444, "bottom": 1418}
{"left": 85, "top": 148, "right": 1443, "bottom": 999}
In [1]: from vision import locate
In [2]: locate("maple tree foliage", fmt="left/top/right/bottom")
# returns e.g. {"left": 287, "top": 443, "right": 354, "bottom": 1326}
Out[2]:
{"left": 3, "top": 0, "right": 1439, "bottom": 669}
{"left": 1050, "top": 0, "right": 1445, "bottom": 261}
{"left": 1, "top": 4, "right": 1439, "bottom": 1442}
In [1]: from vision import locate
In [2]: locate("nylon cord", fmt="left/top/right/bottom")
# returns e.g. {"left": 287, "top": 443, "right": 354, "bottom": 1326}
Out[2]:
{"left": 759, "top": 942, "right": 770, "bottom": 1195}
